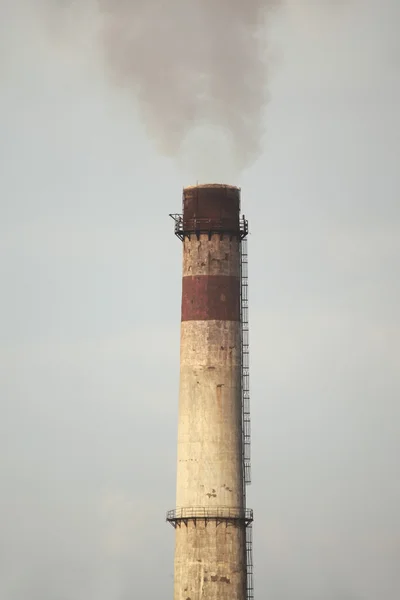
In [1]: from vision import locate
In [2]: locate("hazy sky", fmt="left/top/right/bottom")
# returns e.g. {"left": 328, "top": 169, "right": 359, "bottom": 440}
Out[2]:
{"left": 1, "top": 1, "right": 399, "bottom": 599}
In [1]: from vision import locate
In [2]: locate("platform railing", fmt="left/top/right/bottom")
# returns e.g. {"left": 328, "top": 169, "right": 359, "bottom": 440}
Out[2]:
{"left": 169, "top": 214, "right": 248, "bottom": 240}
{"left": 166, "top": 506, "right": 253, "bottom": 525}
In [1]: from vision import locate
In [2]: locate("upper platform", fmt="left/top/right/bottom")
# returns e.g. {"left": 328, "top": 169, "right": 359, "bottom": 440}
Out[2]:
{"left": 170, "top": 183, "right": 248, "bottom": 240}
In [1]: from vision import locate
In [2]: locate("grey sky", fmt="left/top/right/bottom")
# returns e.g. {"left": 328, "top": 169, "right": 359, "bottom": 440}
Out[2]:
{"left": 1, "top": 1, "right": 399, "bottom": 599}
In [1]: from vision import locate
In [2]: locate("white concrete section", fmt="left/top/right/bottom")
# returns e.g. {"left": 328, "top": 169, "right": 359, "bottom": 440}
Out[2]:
{"left": 176, "top": 319, "right": 244, "bottom": 509}
{"left": 183, "top": 234, "right": 240, "bottom": 277}
{"left": 174, "top": 522, "right": 246, "bottom": 600}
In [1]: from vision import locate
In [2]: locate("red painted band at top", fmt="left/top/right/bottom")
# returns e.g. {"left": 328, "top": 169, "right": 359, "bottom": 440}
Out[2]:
{"left": 182, "top": 185, "right": 241, "bottom": 237}
{"left": 181, "top": 275, "right": 240, "bottom": 322}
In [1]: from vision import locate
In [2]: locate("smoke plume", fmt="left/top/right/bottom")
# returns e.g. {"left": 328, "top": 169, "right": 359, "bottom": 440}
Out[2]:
{"left": 39, "top": 0, "right": 279, "bottom": 173}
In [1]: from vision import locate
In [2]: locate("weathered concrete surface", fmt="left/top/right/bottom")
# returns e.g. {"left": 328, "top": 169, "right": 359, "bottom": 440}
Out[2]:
{"left": 174, "top": 522, "right": 246, "bottom": 600}
{"left": 182, "top": 234, "right": 240, "bottom": 278}
{"left": 176, "top": 319, "right": 243, "bottom": 509}
{"left": 173, "top": 231, "right": 246, "bottom": 600}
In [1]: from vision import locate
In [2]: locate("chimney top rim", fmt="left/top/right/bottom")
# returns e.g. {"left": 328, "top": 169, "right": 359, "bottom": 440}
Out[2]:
{"left": 183, "top": 183, "right": 240, "bottom": 192}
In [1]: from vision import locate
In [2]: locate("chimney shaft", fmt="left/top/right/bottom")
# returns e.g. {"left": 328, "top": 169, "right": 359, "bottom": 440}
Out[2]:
{"left": 168, "top": 184, "right": 252, "bottom": 600}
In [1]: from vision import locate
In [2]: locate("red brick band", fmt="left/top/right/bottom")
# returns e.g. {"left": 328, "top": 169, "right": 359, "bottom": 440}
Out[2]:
{"left": 181, "top": 275, "right": 240, "bottom": 322}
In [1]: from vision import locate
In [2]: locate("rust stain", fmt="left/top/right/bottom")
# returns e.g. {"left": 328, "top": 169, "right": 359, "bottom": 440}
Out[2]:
{"left": 216, "top": 383, "right": 224, "bottom": 420}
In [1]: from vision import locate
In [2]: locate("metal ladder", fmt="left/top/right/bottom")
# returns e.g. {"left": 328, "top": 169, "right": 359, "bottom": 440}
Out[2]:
{"left": 240, "top": 236, "right": 254, "bottom": 600}
{"left": 240, "top": 236, "right": 251, "bottom": 486}
{"left": 246, "top": 524, "right": 254, "bottom": 600}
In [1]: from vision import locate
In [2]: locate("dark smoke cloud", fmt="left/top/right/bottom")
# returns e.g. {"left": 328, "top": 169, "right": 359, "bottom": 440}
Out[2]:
{"left": 39, "top": 0, "right": 280, "bottom": 171}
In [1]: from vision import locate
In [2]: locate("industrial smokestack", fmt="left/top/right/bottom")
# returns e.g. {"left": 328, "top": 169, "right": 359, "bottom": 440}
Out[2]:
{"left": 168, "top": 184, "right": 253, "bottom": 600}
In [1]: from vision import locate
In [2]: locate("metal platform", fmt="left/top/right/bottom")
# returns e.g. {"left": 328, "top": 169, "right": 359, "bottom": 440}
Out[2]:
{"left": 169, "top": 213, "right": 248, "bottom": 240}
{"left": 166, "top": 506, "right": 254, "bottom": 528}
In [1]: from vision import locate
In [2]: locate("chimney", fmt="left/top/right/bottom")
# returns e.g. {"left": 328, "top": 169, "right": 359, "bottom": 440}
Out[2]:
{"left": 167, "top": 183, "right": 253, "bottom": 600}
